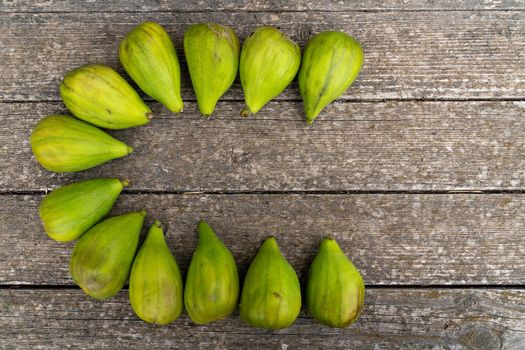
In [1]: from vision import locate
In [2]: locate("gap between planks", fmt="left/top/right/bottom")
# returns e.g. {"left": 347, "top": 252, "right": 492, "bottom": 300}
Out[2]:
{"left": 2, "top": 189, "right": 525, "bottom": 196}
{"left": 2, "top": 9, "right": 525, "bottom": 14}
{"left": 1, "top": 284, "right": 524, "bottom": 290}
{"left": 2, "top": 97, "right": 524, "bottom": 104}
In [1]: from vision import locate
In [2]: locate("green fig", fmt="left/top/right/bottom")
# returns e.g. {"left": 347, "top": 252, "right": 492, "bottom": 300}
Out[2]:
{"left": 298, "top": 31, "right": 363, "bottom": 124}
{"left": 60, "top": 64, "right": 152, "bottom": 129}
{"left": 240, "top": 26, "right": 301, "bottom": 116}
{"left": 184, "top": 221, "right": 239, "bottom": 324}
{"left": 129, "top": 221, "right": 183, "bottom": 325}
{"left": 184, "top": 23, "right": 240, "bottom": 116}
{"left": 30, "top": 114, "right": 133, "bottom": 172}
{"left": 120, "top": 21, "right": 183, "bottom": 113}
{"left": 240, "top": 236, "right": 301, "bottom": 330}
{"left": 70, "top": 210, "right": 146, "bottom": 300}
{"left": 39, "top": 178, "right": 128, "bottom": 242}
{"left": 307, "top": 237, "right": 365, "bottom": 328}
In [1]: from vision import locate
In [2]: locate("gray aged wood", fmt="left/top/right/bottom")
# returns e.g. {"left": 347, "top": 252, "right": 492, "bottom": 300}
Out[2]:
{"left": 0, "top": 11, "right": 524, "bottom": 101}
{"left": 2, "top": 0, "right": 525, "bottom": 12}
{"left": 2, "top": 0, "right": 524, "bottom": 12}
{"left": 1, "top": 193, "right": 523, "bottom": 285}
{"left": 0, "top": 288, "right": 523, "bottom": 349}
{"left": 1, "top": 0, "right": 524, "bottom": 348}
{"left": 2, "top": 101, "right": 523, "bottom": 192}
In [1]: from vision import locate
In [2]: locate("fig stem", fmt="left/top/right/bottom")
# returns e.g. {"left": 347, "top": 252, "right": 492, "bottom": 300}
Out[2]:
{"left": 240, "top": 107, "right": 251, "bottom": 117}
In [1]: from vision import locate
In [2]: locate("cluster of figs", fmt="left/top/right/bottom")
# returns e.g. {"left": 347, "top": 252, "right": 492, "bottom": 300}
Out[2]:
{"left": 29, "top": 21, "right": 365, "bottom": 329}
{"left": 30, "top": 22, "right": 363, "bottom": 173}
{"left": 39, "top": 178, "right": 364, "bottom": 328}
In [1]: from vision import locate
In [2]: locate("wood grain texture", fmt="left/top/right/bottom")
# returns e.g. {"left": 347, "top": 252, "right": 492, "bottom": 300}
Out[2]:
{"left": 2, "top": 101, "right": 524, "bottom": 192}
{"left": 1, "top": 193, "right": 523, "bottom": 285}
{"left": 0, "top": 288, "right": 523, "bottom": 349}
{"left": 1, "top": 11, "right": 523, "bottom": 101}
{"left": 2, "top": 0, "right": 524, "bottom": 12}
{"left": 1, "top": 0, "right": 524, "bottom": 347}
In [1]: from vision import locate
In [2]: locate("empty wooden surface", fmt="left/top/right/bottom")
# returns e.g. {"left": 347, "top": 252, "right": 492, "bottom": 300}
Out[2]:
{"left": 0, "top": 0, "right": 524, "bottom": 349}
{"left": 2, "top": 0, "right": 525, "bottom": 12}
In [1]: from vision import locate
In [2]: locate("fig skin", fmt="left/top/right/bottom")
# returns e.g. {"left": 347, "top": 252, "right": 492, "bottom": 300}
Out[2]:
{"left": 39, "top": 178, "right": 128, "bottom": 242}
{"left": 240, "top": 26, "right": 301, "bottom": 116}
{"left": 184, "top": 220, "right": 239, "bottom": 325}
{"left": 30, "top": 114, "right": 133, "bottom": 172}
{"left": 120, "top": 21, "right": 183, "bottom": 113}
{"left": 299, "top": 31, "right": 363, "bottom": 124}
{"left": 129, "top": 220, "right": 183, "bottom": 325}
{"left": 240, "top": 236, "right": 301, "bottom": 330}
{"left": 70, "top": 210, "right": 146, "bottom": 300}
{"left": 184, "top": 23, "right": 240, "bottom": 116}
{"left": 306, "top": 237, "right": 365, "bottom": 328}
{"left": 60, "top": 64, "right": 152, "bottom": 129}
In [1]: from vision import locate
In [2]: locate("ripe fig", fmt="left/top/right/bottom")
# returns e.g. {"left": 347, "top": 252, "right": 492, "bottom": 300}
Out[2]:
{"left": 240, "top": 26, "right": 301, "bottom": 116}
{"left": 60, "top": 64, "right": 152, "bottom": 129}
{"left": 120, "top": 22, "right": 183, "bottom": 113}
{"left": 129, "top": 221, "right": 183, "bottom": 325}
{"left": 184, "top": 221, "right": 239, "bottom": 324}
{"left": 39, "top": 178, "right": 128, "bottom": 242}
{"left": 307, "top": 237, "right": 365, "bottom": 327}
{"left": 299, "top": 31, "right": 363, "bottom": 124}
{"left": 70, "top": 210, "right": 146, "bottom": 300}
{"left": 240, "top": 236, "right": 301, "bottom": 330}
{"left": 184, "top": 23, "right": 240, "bottom": 116}
{"left": 30, "top": 114, "right": 133, "bottom": 172}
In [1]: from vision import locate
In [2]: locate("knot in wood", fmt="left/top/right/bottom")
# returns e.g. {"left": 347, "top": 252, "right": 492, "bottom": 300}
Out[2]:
{"left": 459, "top": 325, "right": 502, "bottom": 350}
{"left": 454, "top": 293, "right": 480, "bottom": 311}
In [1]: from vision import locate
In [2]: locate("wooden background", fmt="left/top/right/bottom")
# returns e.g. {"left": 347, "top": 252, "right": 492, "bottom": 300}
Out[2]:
{"left": 1, "top": 0, "right": 524, "bottom": 349}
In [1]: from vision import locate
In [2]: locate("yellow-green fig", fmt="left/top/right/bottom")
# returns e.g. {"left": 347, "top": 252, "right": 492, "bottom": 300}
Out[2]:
{"left": 70, "top": 210, "right": 146, "bottom": 300}
{"left": 30, "top": 115, "right": 133, "bottom": 172}
{"left": 120, "top": 21, "right": 183, "bottom": 113}
{"left": 60, "top": 64, "right": 152, "bottom": 129}
{"left": 184, "top": 23, "right": 240, "bottom": 116}
{"left": 306, "top": 237, "right": 365, "bottom": 328}
{"left": 129, "top": 221, "right": 183, "bottom": 325}
{"left": 39, "top": 178, "right": 128, "bottom": 242}
{"left": 240, "top": 236, "right": 301, "bottom": 330}
{"left": 299, "top": 31, "right": 363, "bottom": 124}
{"left": 184, "top": 221, "right": 239, "bottom": 324}
{"left": 240, "top": 26, "right": 301, "bottom": 116}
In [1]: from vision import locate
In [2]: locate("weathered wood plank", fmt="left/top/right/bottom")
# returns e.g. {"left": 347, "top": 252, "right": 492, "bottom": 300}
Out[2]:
{"left": 1, "top": 193, "right": 523, "bottom": 285}
{"left": 2, "top": 0, "right": 524, "bottom": 12}
{"left": 1, "top": 11, "right": 523, "bottom": 101}
{"left": 2, "top": 101, "right": 523, "bottom": 192}
{"left": 0, "top": 288, "right": 523, "bottom": 349}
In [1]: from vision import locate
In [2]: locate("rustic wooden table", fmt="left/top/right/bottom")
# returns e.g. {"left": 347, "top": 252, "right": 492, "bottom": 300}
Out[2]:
{"left": 1, "top": 0, "right": 524, "bottom": 349}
